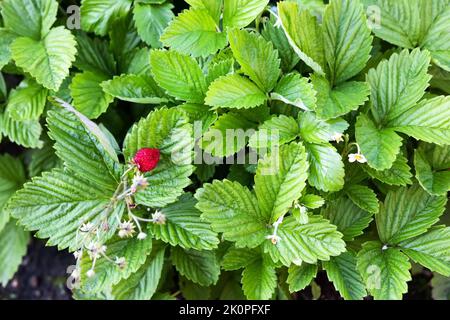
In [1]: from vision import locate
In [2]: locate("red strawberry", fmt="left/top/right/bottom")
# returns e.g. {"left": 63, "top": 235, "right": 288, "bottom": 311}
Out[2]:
{"left": 133, "top": 148, "right": 160, "bottom": 173}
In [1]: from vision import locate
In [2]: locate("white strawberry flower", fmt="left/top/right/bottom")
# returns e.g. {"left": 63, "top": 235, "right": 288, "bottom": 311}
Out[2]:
{"left": 348, "top": 153, "right": 367, "bottom": 163}
{"left": 118, "top": 220, "right": 136, "bottom": 238}
{"left": 152, "top": 210, "right": 166, "bottom": 225}
{"left": 331, "top": 132, "right": 344, "bottom": 143}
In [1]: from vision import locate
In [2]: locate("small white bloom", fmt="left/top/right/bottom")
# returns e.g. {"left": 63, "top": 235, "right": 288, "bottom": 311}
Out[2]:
{"left": 348, "top": 153, "right": 367, "bottom": 164}
{"left": 86, "top": 242, "right": 107, "bottom": 260}
{"left": 118, "top": 220, "right": 136, "bottom": 238}
{"left": 152, "top": 210, "right": 166, "bottom": 225}
{"left": 331, "top": 132, "right": 344, "bottom": 143}
{"left": 115, "top": 257, "right": 126, "bottom": 269}
{"left": 266, "top": 234, "right": 281, "bottom": 245}
{"left": 137, "top": 232, "right": 147, "bottom": 240}
{"left": 382, "top": 244, "right": 389, "bottom": 251}
{"left": 86, "top": 269, "right": 95, "bottom": 278}
{"left": 73, "top": 250, "right": 82, "bottom": 260}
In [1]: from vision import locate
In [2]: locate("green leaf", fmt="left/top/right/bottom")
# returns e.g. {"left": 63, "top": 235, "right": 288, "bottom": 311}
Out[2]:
{"left": 322, "top": 197, "right": 374, "bottom": 241}
{"left": 362, "top": 153, "right": 413, "bottom": 186}
{"left": 11, "top": 26, "right": 77, "bottom": 91}
{"left": 264, "top": 216, "right": 346, "bottom": 267}
{"left": 150, "top": 49, "right": 207, "bottom": 103}
{"left": 195, "top": 179, "right": 267, "bottom": 248}
{"left": 0, "top": 220, "right": 29, "bottom": 286}
{"left": 387, "top": 95, "right": 450, "bottom": 145}
{"left": 205, "top": 74, "right": 267, "bottom": 109}
{"left": 205, "top": 58, "right": 234, "bottom": 86}
{"left": 249, "top": 115, "right": 299, "bottom": 149}
{"left": 28, "top": 142, "right": 61, "bottom": 177}
{"left": 278, "top": 2, "right": 326, "bottom": 75}
{"left": 223, "top": 0, "right": 269, "bottom": 29}
{"left": 357, "top": 241, "right": 411, "bottom": 300}
{"left": 323, "top": 0, "right": 372, "bottom": 84}
{"left": 152, "top": 194, "right": 219, "bottom": 250}
{"left": 221, "top": 247, "right": 260, "bottom": 271}
{"left": 74, "top": 32, "right": 116, "bottom": 76}
{"left": 399, "top": 227, "right": 450, "bottom": 276}
{"left": 79, "top": 230, "right": 153, "bottom": 293}
{"left": 161, "top": 8, "right": 227, "bottom": 57}
{"left": 298, "top": 112, "right": 349, "bottom": 145}
{"left": 177, "top": 103, "right": 218, "bottom": 134}
{"left": 228, "top": 28, "right": 280, "bottom": 92}
{"left": 185, "top": 0, "right": 223, "bottom": 22}
{"left": 101, "top": 74, "right": 168, "bottom": 104}
{"left": 47, "top": 105, "right": 121, "bottom": 190}
{"left": 414, "top": 143, "right": 450, "bottom": 196}
{"left": 271, "top": 73, "right": 316, "bottom": 111}
{"left": 287, "top": 263, "right": 318, "bottom": 292}
{"left": 255, "top": 142, "right": 309, "bottom": 222}
{"left": 0, "top": 29, "right": 16, "bottom": 69}
{"left": 323, "top": 251, "right": 366, "bottom": 300}
{"left": 6, "top": 80, "right": 48, "bottom": 121}
{"left": 431, "top": 273, "right": 450, "bottom": 300}
{"left": 305, "top": 143, "right": 345, "bottom": 192}
{"left": 70, "top": 72, "right": 114, "bottom": 119}
{"left": 300, "top": 194, "right": 325, "bottom": 209}
{"left": 81, "top": 0, "right": 133, "bottom": 36}
{"left": 0, "top": 0, "right": 58, "bottom": 39}
{"left": 355, "top": 114, "right": 403, "bottom": 171}
{"left": 368, "top": 49, "right": 431, "bottom": 125}
{"left": 112, "top": 245, "right": 166, "bottom": 300}
{"left": 171, "top": 247, "right": 220, "bottom": 286}
{"left": 8, "top": 168, "right": 124, "bottom": 251}
{"left": 345, "top": 184, "right": 379, "bottom": 214}
{"left": 376, "top": 185, "right": 447, "bottom": 245}
{"left": 0, "top": 112, "right": 43, "bottom": 149}
{"left": 241, "top": 256, "right": 277, "bottom": 300}
{"left": 312, "top": 75, "right": 370, "bottom": 120}
{"left": 134, "top": 2, "right": 174, "bottom": 48}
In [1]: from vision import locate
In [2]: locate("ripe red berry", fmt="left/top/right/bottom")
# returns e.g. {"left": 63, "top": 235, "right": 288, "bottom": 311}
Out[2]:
{"left": 133, "top": 148, "right": 160, "bottom": 173}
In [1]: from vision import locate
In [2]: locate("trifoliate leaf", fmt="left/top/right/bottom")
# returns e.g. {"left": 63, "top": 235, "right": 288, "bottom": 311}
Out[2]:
{"left": 0, "top": 220, "right": 29, "bottom": 286}
{"left": 101, "top": 74, "right": 168, "bottom": 104}
{"left": 171, "top": 247, "right": 220, "bottom": 286}
{"left": 134, "top": 2, "right": 174, "bottom": 48}
{"left": 255, "top": 142, "right": 309, "bottom": 223}
{"left": 150, "top": 50, "right": 207, "bottom": 103}
{"left": 11, "top": 26, "right": 77, "bottom": 91}
{"left": 223, "top": 0, "right": 269, "bottom": 29}
{"left": 399, "top": 227, "right": 450, "bottom": 276}
{"left": 376, "top": 185, "right": 447, "bottom": 245}
{"left": 241, "top": 255, "right": 277, "bottom": 300}
{"left": 6, "top": 80, "right": 48, "bottom": 121}
{"left": 80, "top": 0, "right": 133, "bottom": 36}
{"left": 249, "top": 115, "right": 299, "bottom": 149}
{"left": 305, "top": 143, "right": 345, "bottom": 192}
{"left": 287, "top": 263, "right": 318, "bottom": 292}
{"left": 362, "top": 153, "right": 413, "bottom": 186}
{"left": 195, "top": 179, "right": 268, "bottom": 248}
{"left": 0, "top": 0, "right": 58, "bottom": 39}
{"left": 414, "top": 143, "right": 450, "bottom": 196}
{"left": 322, "top": 197, "right": 374, "bottom": 241}
{"left": 323, "top": 251, "right": 366, "bottom": 300}
{"left": 152, "top": 194, "right": 219, "bottom": 250}
{"left": 161, "top": 8, "right": 227, "bottom": 58}
{"left": 356, "top": 114, "right": 403, "bottom": 171}
{"left": 205, "top": 74, "right": 267, "bottom": 109}
{"left": 264, "top": 216, "right": 346, "bottom": 267}
{"left": 271, "top": 73, "right": 316, "bottom": 111}
{"left": 228, "top": 28, "right": 280, "bottom": 92}
{"left": 112, "top": 245, "right": 166, "bottom": 300}
{"left": 9, "top": 168, "right": 124, "bottom": 251}
{"left": 345, "top": 184, "right": 379, "bottom": 214}
{"left": 70, "top": 72, "right": 114, "bottom": 119}
{"left": 323, "top": 0, "right": 372, "bottom": 84}
{"left": 312, "top": 75, "right": 370, "bottom": 120}
{"left": 357, "top": 241, "right": 411, "bottom": 300}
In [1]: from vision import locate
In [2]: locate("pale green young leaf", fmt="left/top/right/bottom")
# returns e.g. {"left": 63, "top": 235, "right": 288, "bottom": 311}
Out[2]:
{"left": 11, "top": 26, "right": 77, "bottom": 91}
{"left": 205, "top": 74, "right": 267, "bottom": 109}
{"left": 271, "top": 73, "right": 316, "bottom": 111}
{"left": 0, "top": 29, "right": 17, "bottom": 70}
{"left": 161, "top": 9, "right": 227, "bottom": 58}
{"left": 305, "top": 143, "right": 345, "bottom": 192}
{"left": 362, "top": 154, "right": 413, "bottom": 186}
{"left": 185, "top": 0, "right": 223, "bottom": 22}
{"left": 205, "top": 58, "right": 234, "bottom": 86}
{"left": 70, "top": 72, "right": 114, "bottom": 119}
{"left": 195, "top": 179, "right": 268, "bottom": 248}
{"left": 228, "top": 28, "right": 280, "bottom": 92}
{"left": 249, "top": 115, "right": 299, "bottom": 149}
{"left": 0, "top": 220, "right": 29, "bottom": 286}
{"left": 287, "top": 263, "right": 318, "bottom": 292}
{"left": 345, "top": 184, "right": 379, "bottom": 214}
{"left": 171, "top": 247, "right": 220, "bottom": 286}
{"left": 80, "top": 0, "right": 133, "bottom": 36}
{"left": 357, "top": 241, "right": 411, "bottom": 300}
{"left": 152, "top": 194, "right": 219, "bottom": 250}
{"left": 323, "top": 0, "right": 372, "bottom": 84}
{"left": 134, "top": 2, "right": 174, "bottom": 48}
{"left": 150, "top": 50, "right": 207, "bottom": 103}
{"left": 376, "top": 185, "right": 447, "bottom": 245}
{"left": 7, "top": 80, "right": 48, "bottom": 121}
{"left": 255, "top": 142, "right": 309, "bottom": 223}
{"left": 101, "top": 74, "right": 169, "bottom": 104}
{"left": 241, "top": 256, "right": 277, "bottom": 300}
{"left": 300, "top": 194, "right": 325, "bottom": 209}
{"left": 323, "top": 251, "right": 366, "bottom": 300}
{"left": 223, "top": 0, "right": 269, "bottom": 29}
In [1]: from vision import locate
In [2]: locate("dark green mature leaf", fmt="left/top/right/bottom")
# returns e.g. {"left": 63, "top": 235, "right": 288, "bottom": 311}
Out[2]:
{"left": 287, "top": 263, "right": 318, "bottom": 292}
{"left": 74, "top": 32, "right": 116, "bottom": 76}
{"left": 241, "top": 255, "right": 277, "bottom": 300}
{"left": 362, "top": 154, "right": 413, "bottom": 186}
{"left": 134, "top": 2, "right": 174, "bottom": 48}
{"left": 376, "top": 185, "right": 447, "bottom": 245}
{"left": 345, "top": 184, "right": 379, "bottom": 214}
{"left": 221, "top": 247, "right": 260, "bottom": 271}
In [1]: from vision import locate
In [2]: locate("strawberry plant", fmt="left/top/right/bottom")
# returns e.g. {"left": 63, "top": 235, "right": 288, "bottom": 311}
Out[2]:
{"left": 0, "top": 0, "right": 449, "bottom": 301}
